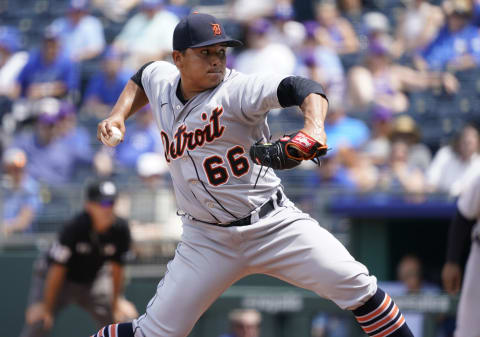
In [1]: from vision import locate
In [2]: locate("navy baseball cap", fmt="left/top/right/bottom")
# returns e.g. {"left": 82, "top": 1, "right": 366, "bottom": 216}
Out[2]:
{"left": 173, "top": 13, "right": 242, "bottom": 51}
{"left": 86, "top": 180, "right": 118, "bottom": 205}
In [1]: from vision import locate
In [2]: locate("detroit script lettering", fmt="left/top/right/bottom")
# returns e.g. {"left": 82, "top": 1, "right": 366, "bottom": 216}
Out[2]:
{"left": 161, "top": 107, "right": 225, "bottom": 162}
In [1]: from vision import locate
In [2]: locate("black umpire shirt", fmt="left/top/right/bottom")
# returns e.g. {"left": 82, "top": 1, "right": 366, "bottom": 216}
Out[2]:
{"left": 47, "top": 211, "right": 131, "bottom": 284}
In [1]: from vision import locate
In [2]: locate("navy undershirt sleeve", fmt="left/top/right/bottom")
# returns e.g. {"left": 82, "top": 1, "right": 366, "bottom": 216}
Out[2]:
{"left": 446, "top": 209, "right": 476, "bottom": 264}
{"left": 130, "top": 61, "right": 155, "bottom": 90}
{"left": 277, "top": 76, "right": 327, "bottom": 108}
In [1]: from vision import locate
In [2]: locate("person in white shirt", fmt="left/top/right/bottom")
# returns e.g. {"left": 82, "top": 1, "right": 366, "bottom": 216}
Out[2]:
{"left": 426, "top": 124, "right": 480, "bottom": 197}
{"left": 51, "top": 0, "right": 106, "bottom": 62}
{"left": 113, "top": 0, "right": 179, "bottom": 69}
{"left": 0, "top": 26, "right": 28, "bottom": 99}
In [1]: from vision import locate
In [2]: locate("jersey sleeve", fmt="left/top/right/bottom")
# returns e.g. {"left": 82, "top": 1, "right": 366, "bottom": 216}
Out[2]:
{"left": 140, "top": 61, "right": 178, "bottom": 98}
{"left": 110, "top": 219, "right": 132, "bottom": 264}
{"left": 232, "top": 72, "right": 288, "bottom": 121}
{"left": 48, "top": 223, "right": 76, "bottom": 265}
{"left": 458, "top": 174, "right": 480, "bottom": 220}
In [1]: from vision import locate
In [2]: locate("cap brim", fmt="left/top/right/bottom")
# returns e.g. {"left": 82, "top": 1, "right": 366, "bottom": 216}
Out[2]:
{"left": 99, "top": 199, "right": 115, "bottom": 207}
{"left": 189, "top": 37, "right": 243, "bottom": 49}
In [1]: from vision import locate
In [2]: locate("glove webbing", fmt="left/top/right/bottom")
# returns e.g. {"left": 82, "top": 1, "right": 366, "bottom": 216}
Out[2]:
{"left": 253, "top": 138, "right": 272, "bottom": 189}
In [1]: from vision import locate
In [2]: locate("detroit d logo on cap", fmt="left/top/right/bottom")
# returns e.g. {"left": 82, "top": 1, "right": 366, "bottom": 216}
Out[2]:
{"left": 211, "top": 23, "right": 221, "bottom": 35}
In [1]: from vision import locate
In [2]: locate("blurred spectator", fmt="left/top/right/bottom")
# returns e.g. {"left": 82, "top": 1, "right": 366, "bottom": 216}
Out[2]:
{"left": 363, "top": 105, "right": 394, "bottom": 166}
{"left": 390, "top": 115, "right": 432, "bottom": 172}
{"left": 0, "top": 26, "right": 28, "bottom": 100}
{"left": 397, "top": 254, "right": 426, "bottom": 293}
{"left": 417, "top": 0, "right": 480, "bottom": 72}
{"left": 13, "top": 27, "right": 79, "bottom": 100}
{"left": 347, "top": 34, "right": 459, "bottom": 113}
{"left": 426, "top": 124, "right": 480, "bottom": 196}
{"left": 297, "top": 21, "right": 345, "bottom": 99}
{"left": 475, "top": 0, "right": 480, "bottom": 25}
{"left": 380, "top": 255, "right": 441, "bottom": 337}
{"left": 229, "top": 0, "right": 276, "bottom": 22}
{"left": 112, "top": 105, "right": 163, "bottom": 170}
{"left": 337, "top": 0, "right": 366, "bottom": 32}
{"left": 113, "top": 0, "right": 179, "bottom": 70}
{"left": 56, "top": 100, "right": 93, "bottom": 166}
{"left": 314, "top": 0, "right": 360, "bottom": 54}
{"left": 392, "top": 0, "right": 444, "bottom": 58}
{"left": 310, "top": 150, "right": 378, "bottom": 192}
{"left": 51, "top": 0, "right": 106, "bottom": 62}
{"left": 82, "top": 47, "right": 131, "bottom": 118}
{"left": 11, "top": 98, "right": 93, "bottom": 185}
{"left": 362, "top": 11, "right": 391, "bottom": 42}
{"left": 219, "top": 308, "right": 262, "bottom": 337}
{"left": 266, "top": 2, "right": 306, "bottom": 49}
{"left": 92, "top": 0, "right": 140, "bottom": 23}
{"left": 1, "top": 148, "right": 41, "bottom": 236}
{"left": 324, "top": 96, "right": 370, "bottom": 152}
{"left": 311, "top": 311, "right": 349, "bottom": 337}
{"left": 307, "top": 98, "right": 377, "bottom": 192}
{"left": 165, "top": 0, "right": 191, "bottom": 18}
{"left": 135, "top": 152, "right": 169, "bottom": 189}
{"left": 234, "top": 19, "right": 296, "bottom": 76}
{"left": 115, "top": 152, "right": 182, "bottom": 243}
{"left": 305, "top": 155, "right": 358, "bottom": 191}
{"left": 376, "top": 139, "right": 425, "bottom": 194}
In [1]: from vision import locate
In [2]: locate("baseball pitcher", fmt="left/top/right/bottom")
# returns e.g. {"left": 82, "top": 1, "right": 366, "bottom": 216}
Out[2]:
{"left": 91, "top": 13, "right": 414, "bottom": 337}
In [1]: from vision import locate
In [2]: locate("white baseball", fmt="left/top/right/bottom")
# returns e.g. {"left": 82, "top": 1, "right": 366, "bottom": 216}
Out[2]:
{"left": 101, "top": 126, "right": 123, "bottom": 147}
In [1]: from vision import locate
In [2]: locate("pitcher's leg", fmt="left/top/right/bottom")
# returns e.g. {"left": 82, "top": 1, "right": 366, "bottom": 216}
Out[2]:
{"left": 91, "top": 224, "right": 246, "bottom": 337}
{"left": 247, "top": 207, "right": 413, "bottom": 336}
{"left": 133, "top": 239, "right": 245, "bottom": 337}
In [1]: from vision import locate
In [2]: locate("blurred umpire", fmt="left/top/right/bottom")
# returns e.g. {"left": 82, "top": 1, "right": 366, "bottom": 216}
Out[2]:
{"left": 20, "top": 180, "right": 137, "bottom": 337}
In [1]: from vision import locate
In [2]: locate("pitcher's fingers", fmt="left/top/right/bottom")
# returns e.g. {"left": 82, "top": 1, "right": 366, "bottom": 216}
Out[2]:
{"left": 97, "top": 121, "right": 110, "bottom": 140}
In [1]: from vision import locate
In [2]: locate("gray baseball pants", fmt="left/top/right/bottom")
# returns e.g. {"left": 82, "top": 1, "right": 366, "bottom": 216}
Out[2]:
{"left": 133, "top": 192, "right": 377, "bottom": 337}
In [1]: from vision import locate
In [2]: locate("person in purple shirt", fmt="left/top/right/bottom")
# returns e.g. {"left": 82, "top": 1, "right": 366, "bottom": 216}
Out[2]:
{"left": 14, "top": 26, "right": 79, "bottom": 100}
{"left": 418, "top": 2, "right": 480, "bottom": 71}
{"left": 83, "top": 47, "right": 131, "bottom": 118}
{"left": 56, "top": 100, "right": 93, "bottom": 162}
{"left": 12, "top": 98, "right": 92, "bottom": 185}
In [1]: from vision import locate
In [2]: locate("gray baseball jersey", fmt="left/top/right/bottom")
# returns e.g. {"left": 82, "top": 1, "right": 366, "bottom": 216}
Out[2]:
{"left": 141, "top": 61, "right": 284, "bottom": 223}
{"left": 132, "top": 61, "right": 378, "bottom": 337}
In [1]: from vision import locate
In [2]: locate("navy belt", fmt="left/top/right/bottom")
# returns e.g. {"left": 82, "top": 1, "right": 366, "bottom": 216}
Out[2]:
{"left": 201, "top": 191, "right": 283, "bottom": 227}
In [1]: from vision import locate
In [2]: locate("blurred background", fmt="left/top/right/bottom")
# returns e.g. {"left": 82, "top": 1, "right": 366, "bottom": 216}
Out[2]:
{"left": 1, "top": 0, "right": 480, "bottom": 336}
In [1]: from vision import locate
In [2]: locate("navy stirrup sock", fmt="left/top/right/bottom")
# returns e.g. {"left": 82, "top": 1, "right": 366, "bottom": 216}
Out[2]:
{"left": 352, "top": 288, "right": 414, "bottom": 337}
{"left": 90, "top": 322, "right": 134, "bottom": 337}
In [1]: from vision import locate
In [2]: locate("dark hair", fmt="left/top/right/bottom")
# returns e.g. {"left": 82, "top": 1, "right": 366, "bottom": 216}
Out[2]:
{"left": 452, "top": 123, "right": 480, "bottom": 154}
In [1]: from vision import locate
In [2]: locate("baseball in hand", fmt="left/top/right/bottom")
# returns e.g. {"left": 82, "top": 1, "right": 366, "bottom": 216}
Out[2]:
{"left": 101, "top": 126, "right": 123, "bottom": 147}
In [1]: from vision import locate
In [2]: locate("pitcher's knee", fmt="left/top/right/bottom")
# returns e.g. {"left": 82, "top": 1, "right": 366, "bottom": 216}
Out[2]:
{"left": 328, "top": 272, "right": 378, "bottom": 310}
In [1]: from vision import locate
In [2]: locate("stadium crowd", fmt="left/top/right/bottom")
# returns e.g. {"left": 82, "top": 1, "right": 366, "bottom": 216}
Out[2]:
{"left": 1, "top": 0, "right": 480, "bottom": 237}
